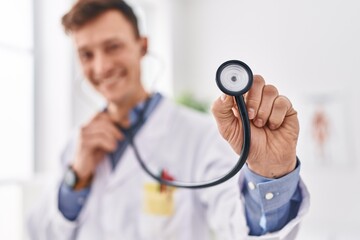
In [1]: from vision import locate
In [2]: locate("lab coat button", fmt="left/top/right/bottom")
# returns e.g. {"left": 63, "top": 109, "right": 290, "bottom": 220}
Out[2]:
{"left": 248, "top": 181, "right": 256, "bottom": 190}
{"left": 265, "top": 192, "right": 274, "bottom": 200}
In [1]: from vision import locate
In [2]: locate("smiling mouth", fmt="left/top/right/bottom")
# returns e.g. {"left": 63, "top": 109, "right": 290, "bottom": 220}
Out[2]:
{"left": 104, "top": 77, "right": 122, "bottom": 85}
{"left": 95, "top": 68, "right": 127, "bottom": 86}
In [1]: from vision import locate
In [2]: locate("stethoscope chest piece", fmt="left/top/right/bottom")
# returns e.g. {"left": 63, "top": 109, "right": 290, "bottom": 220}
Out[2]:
{"left": 216, "top": 60, "right": 253, "bottom": 96}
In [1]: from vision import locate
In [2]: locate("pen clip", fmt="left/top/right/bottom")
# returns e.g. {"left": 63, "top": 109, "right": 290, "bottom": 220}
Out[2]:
{"left": 159, "top": 169, "right": 174, "bottom": 193}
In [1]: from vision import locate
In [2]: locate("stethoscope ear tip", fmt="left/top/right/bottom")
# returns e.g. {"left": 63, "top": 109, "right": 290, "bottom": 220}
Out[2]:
{"left": 216, "top": 60, "right": 253, "bottom": 96}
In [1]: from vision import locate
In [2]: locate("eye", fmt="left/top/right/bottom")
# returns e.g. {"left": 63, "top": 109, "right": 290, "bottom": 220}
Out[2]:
{"left": 109, "top": 44, "right": 119, "bottom": 50}
{"left": 105, "top": 43, "right": 121, "bottom": 53}
{"left": 79, "top": 50, "right": 93, "bottom": 62}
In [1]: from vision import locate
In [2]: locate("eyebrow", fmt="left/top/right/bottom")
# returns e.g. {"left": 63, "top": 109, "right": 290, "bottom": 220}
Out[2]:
{"left": 77, "top": 38, "right": 122, "bottom": 52}
{"left": 102, "top": 38, "right": 122, "bottom": 45}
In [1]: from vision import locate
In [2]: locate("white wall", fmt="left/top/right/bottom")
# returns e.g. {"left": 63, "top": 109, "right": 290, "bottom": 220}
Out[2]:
{"left": 172, "top": 0, "right": 360, "bottom": 238}
{"left": 34, "top": 0, "right": 73, "bottom": 174}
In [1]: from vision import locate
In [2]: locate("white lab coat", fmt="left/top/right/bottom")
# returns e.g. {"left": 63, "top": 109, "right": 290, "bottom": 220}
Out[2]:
{"left": 28, "top": 98, "right": 310, "bottom": 240}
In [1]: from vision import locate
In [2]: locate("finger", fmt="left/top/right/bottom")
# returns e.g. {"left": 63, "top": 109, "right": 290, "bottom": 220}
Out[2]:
{"left": 245, "top": 75, "right": 265, "bottom": 120}
{"left": 96, "top": 120, "right": 123, "bottom": 140}
{"left": 88, "top": 113, "right": 123, "bottom": 140}
{"left": 90, "top": 111, "right": 110, "bottom": 122}
{"left": 80, "top": 115, "right": 123, "bottom": 149}
{"left": 268, "top": 95, "right": 293, "bottom": 129}
{"left": 254, "top": 85, "right": 279, "bottom": 127}
{"left": 84, "top": 123, "right": 123, "bottom": 145}
{"left": 232, "top": 106, "right": 240, "bottom": 119}
{"left": 82, "top": 132, "right": 118, "bottom": 152}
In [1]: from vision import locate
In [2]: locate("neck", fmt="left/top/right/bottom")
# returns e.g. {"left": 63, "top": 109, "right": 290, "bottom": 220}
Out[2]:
{"left": 107, "top": 89, "right": 149, "bottom": 127}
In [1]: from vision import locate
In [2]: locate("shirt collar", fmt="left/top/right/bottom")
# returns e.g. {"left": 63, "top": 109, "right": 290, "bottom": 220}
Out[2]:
{"left": 128, "top": 92, "right": 163, "bottom": 127}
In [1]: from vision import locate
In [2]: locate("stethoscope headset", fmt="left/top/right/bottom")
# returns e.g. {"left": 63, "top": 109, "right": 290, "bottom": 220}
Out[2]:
{"left": 117, "top": 60, "right": 253, "bottom": 189}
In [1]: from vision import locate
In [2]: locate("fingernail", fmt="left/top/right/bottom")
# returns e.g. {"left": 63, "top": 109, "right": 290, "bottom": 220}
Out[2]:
{"left": 221, "top": 94, "right": 227, "bottom": 102}
{"left": 248, "top": 108, "right": 255, "bottom": 119}
{"left": 269, "top": 123, "right": 277, "bottom": 130}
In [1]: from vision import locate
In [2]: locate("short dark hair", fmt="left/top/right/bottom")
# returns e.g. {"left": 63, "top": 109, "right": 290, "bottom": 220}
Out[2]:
{"left": 62, "top": 0, "right": 140, "bottom": 38}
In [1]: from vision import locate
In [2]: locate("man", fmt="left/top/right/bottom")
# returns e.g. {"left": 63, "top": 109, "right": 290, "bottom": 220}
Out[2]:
{"left": 28, "top": 0, "right": 309, "bottom": 239}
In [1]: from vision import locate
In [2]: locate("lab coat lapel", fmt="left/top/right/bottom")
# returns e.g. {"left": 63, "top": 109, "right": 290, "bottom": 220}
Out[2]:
{"left": 105, "top": 99, "right": 173, "bottom": 190}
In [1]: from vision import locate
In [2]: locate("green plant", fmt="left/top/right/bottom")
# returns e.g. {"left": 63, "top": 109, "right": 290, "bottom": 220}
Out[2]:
{"left": 176, "top": 93, "right": 209, "bottom": 113}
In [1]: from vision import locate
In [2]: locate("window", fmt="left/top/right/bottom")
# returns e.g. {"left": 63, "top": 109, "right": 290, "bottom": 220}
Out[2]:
{"left": 0, "top": 0, "right": 33, "bottom": 180}
{"left": 0, "top": 1, "right": 33, "bottom": 239}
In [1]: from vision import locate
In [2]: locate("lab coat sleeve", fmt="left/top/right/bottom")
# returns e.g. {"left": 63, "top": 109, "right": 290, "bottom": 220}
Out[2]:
{"left": 27, "top": 135, "right": 81, "bottom": 240}
{"left": 27, "top": 181, "right": 79, "bottom": 240}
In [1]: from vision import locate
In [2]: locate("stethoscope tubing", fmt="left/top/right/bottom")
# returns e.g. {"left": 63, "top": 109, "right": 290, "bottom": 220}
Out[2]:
{"left": 117, "top": 59, "right": 253, "bottom": 189}
{"left": 125, "top": 95, "right": 251, "bottom": 189}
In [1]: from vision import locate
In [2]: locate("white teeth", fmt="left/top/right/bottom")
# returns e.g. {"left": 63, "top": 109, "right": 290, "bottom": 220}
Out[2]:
{"left": 95, "top": 68, "right": 126, "bottom": 86}
{"left": 106, "top": 78, "right": 119, "bottom": 84}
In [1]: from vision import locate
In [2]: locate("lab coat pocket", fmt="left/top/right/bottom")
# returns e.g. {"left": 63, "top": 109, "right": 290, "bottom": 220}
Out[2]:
{"left": 143, "top": 182, "right": 176, "bottom": 216}
{"left": 139, "top": 183, "right": 184, "bottom": 240}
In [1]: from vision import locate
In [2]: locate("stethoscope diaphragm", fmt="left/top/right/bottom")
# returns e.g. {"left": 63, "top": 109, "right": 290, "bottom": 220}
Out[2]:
{"left": 216, "top": 60, "right": 253, "bottom": 96}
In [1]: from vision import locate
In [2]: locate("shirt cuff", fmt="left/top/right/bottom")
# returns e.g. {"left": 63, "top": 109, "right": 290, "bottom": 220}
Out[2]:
{"left": 242, "top": 159, "right": 301, "bottom": 212}
{"left": 58, "top": 182, "right": 90, "bottom": 221}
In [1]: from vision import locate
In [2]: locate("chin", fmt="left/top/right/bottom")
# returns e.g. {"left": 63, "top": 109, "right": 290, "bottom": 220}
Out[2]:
{"left": 106, "top": 95, "right": 124, "bottom": 105}
{"left": 106, "top": 92, "right": 132, "bottom": 106}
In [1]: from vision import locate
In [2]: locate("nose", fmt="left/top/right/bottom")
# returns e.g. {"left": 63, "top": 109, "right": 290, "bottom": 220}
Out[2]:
{"left": 93, "top": 52, "right": 114, "bottom": 80}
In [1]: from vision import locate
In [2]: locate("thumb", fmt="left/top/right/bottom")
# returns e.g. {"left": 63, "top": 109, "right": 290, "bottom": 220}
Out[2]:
{"left": 211, "top": 94, "right": 239, "bottom": 138}
{"left": 211, "top": 94, "right": 235, "bottom": 121}
{"left": 212, "top": 94, "right": 244, "bottom": 155}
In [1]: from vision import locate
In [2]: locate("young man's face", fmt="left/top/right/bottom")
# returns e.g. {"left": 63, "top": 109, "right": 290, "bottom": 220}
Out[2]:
{"left": 72, "top": 10, "right": 147, "bottom": 106}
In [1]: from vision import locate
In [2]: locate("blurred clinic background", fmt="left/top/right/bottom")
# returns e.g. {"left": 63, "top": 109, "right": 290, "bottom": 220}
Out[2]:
{"left": 1, "top": 0, "right": 360, "bottom": 239}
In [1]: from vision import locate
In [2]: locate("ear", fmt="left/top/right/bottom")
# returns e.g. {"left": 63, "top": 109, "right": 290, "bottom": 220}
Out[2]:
{"left": 140, "top": 37, "right": 148, "bottom": 56}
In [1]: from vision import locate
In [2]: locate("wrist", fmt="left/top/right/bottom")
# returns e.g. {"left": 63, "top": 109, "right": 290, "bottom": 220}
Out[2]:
{"left": 247, "top": 156, "right": 297, "bottom": 179}
{"left": 64, "top": 165, "right": 93, "bottom": 190}
{"left": 72, "top": 163, "right": 93, "bottom": 181}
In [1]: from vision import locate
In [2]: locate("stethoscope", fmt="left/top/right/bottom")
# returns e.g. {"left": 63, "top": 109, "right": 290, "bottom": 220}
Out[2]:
{"left": 120, "top": 60, "right": 253, "bottom": 189}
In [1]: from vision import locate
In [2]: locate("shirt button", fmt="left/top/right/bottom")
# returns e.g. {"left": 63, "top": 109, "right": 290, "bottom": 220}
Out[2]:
{"left": 248, "top": 181, "right": 256, "bottom": 190}
{"left": 265, "top": 192, "right": 274, "bottom": 200}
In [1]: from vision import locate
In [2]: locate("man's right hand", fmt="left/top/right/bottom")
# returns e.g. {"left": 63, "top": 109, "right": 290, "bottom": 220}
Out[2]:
{"left": 72, "top": 112, "right": 123, "bottom": 186}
